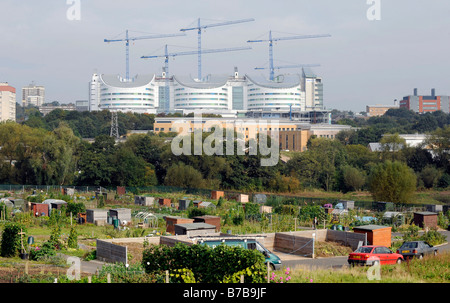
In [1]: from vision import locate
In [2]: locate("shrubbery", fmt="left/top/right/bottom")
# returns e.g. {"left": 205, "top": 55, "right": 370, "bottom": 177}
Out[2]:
{"left": 0, "top": 222, "right": 26, "bottom": 257}
{"left": 142, "top": 243, "right": 266, "bottom": 283}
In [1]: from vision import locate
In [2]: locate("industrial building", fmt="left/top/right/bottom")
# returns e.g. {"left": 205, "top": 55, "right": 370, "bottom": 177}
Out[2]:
{"left": 88, "top": 67, "right": 326, "bottom": 116}
{"left": 400, "top": 88, "right": 450, "bottom": 114}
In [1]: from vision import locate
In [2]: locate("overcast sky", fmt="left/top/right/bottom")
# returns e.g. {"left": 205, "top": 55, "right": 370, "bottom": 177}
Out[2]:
{"left": 1, "top": 0, "right": 450, "bottom": 112}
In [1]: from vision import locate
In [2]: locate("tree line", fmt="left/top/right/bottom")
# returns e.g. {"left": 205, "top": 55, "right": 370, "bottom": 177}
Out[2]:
{"left": 1, "top": 108, "right": 449, "bottom": 203}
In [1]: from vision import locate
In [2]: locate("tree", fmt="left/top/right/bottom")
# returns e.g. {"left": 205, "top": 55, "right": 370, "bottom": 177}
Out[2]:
{"left": 340, "top": 165, "right": 366, "bottom": 192}
{"left": 420, "top": 165, "right": 442, "bottom": 189}
{"left": 164, "top": 162, "right": 205, "bottom": 188}
{"left": 368, "top": 161, "right": 416, "bottom": 203}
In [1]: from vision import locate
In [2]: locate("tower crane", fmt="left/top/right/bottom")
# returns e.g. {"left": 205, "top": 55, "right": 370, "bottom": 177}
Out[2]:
{"left": 141, "top": 45, "right": 251, "bottom": 78}
{"left": 104, "top": 30, "right": 186, "bottom": 81}
{"left": 179, "top": 18, "right": 255, "bottom": 81}
{"left": 247, "top": 30, "right": 331, "bottom": 81}
{"left": 141, "top": 45, "right": 252, "bottom": 110}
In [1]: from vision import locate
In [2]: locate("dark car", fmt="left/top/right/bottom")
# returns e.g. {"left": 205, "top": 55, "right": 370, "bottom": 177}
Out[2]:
{"left": 396, "top": 241, "right": 438, "bottom": 260}
{"left": 348, "top": 245, "right": 403, "bottom": 266}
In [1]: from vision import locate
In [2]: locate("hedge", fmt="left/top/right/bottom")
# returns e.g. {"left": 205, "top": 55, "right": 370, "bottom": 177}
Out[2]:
{"left": 142, "top": 242, "right": 266, "bottom": 283}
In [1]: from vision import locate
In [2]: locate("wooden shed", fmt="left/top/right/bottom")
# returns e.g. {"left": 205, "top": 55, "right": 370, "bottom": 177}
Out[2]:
{"left": 165, "top": 216, "right": 194, "bottom": 234}
{"left": 86, "top": 209, "right": 108, "bottom": 224}
{"left": 174, "top": 223, "right": 216, "bottom": 237}
{"left": 30, "top": 203, "right": 49, "bottom": 217}
{"left": 158, "top": 198, "right": 172, "bottom": 207}
{"left": 211, "top": 190, "right": 224, "bottom": 200}
{"left": 352, "top": 225, "right": 392, "bottom": 247}
{"left": 414, "top": 212, "right": 438, "bottom": 229}
{"left": 116, "top": 186, "right": 126, "bottom": 195}
{"left": 193, "top": 215, "right": 221, "bottom": 232}
{"left": 237, "top": 194, "right": 249, "bottom": 203}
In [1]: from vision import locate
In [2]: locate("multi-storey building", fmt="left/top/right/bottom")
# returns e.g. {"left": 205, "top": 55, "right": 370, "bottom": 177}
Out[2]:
{"left": 22, "top": 82, "right": 45, "bottom": 107}
{"left": 400, "top": 88, "right": 450, "bottom": 114}
{"left": 88, "top": 67, "right": 324, "bottom": 116}
{"left": 0, "top": 82, "right": 16, "bottom": 122}
{"left": 152, "top": 117, "right": 353, "bottom": 152}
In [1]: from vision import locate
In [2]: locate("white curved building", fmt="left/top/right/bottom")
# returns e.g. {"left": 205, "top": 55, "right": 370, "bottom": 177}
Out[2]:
{"left": 246, "top": 74, "right": 304, "bottom": 112}
{"left": 89, "top": 73, "right": 158, "bottom": 114}
{"left": 88, "top": 68, "right": 322, "bottom": 114}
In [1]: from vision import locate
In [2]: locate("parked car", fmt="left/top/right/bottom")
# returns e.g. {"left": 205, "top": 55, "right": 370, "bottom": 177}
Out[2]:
{"left": 396, "top": 241, "right": 438, "bottom": 260}
{"left": 199, "top": 238, "right": 282, "bottom": 270}
{"left": 348, "top": 245, "right": 403, "bottom": 266}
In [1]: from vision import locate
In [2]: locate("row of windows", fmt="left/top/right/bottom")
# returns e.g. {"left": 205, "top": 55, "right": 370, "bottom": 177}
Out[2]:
{"left": 103, "top": 98, "right": 155, "bottom": 101}
{"left": 175, "top": 98, "right": 228, "bottom": 101}
{"left": 102, "top": 103, "right": 154, "bottom": 107}
{"left": 101, "top": 93, "right": 154, "bottom": 96}
{"left": 175, "top": 92, "right": 228, "bottom": 96}
{"left": 248, "top": 98, "right": 300, "bottom": 102}
{"left": 174, "top": 103, "right": 228, "bottom": 107}
{"left": 248, "top": 93, "right": 300, "bottom": 96}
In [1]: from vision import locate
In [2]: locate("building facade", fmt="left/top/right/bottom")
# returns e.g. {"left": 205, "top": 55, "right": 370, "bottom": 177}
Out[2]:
{"left": 400, "top": 88, "right": 450, "bottom": 114}
{"left": 0, "top": 82, "right": 16, "bottom": 122}
{"left": 88, "top": 68, "right": 323, "bottom": 115}
{"left": 22, "top": 82, "right": 45, "bottom": 107}
{"left": 153, "top": 117, "right": 353, "bottom": 152}
{"left": 366, "top": 104, "right": 399, "bottom": 117}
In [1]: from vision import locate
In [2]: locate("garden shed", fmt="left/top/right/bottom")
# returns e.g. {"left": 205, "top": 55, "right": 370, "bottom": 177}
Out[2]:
{"left": 237, "top": 194, "right": 249, "bottom": 203}
{"left": 30, "top": 203, "right": 49, "bottom": 217}
{"left": 352, "top": 225, "right": 392, "bottom": 247}
{"left": 337, "top": 200, "right": 354, "bottom": 210}
{"left": 165, "top": 216, "right": 194, "bottom": 234}
{"left": 425, "top": 204, "right": 443, "bottom": 213}
{"left": 253, "top": 194, "right": 267, "bottom": 204}
{"left": 95, "top": 191, "right": 115, "bottom": 202}
{"left": 413, "top": 212, "right": 438, "bottom": 229}
{"left": 109, "top": 208, "right": 132, "bottom": 224}
{"left": 174, "top": 223, "right": 216, "bottom": 237}
{"left": 86, "top": 208, "right": 108, "bottom": 224}
{"left": 178, "top": 199, "right": 191, "bottom": 210}
{"left": 211, "top": 190, "right": 224, "bottom": 200}
{"left": 134, "top": 196, "right": 155, "bottom": 206}
{"left": 193, "top": 215, "right": 221, "bottom": 232}
{"left": 158, "top": 198, "right": 172, "bottom": 207}
{"left": 8, "top": 198, "right": 26, "bottom": 210}
{"left": 0, "top": 198, "right": 14, "bottom": 208}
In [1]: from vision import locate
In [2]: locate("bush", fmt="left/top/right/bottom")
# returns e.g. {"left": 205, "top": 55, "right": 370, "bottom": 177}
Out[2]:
{"left": 142, "top": 243, "right": 266, "bottom": 283}
{"left": 0, "top": 222, "right": 26, "bottom": 257}
{"left": 29, "top": 241, "right": 56, "bottom": 261}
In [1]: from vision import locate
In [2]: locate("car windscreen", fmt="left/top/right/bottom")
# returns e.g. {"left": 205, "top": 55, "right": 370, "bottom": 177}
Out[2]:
{"left": 400, "top": 242, "right": 418, "bottom": 249}
{"left": 354, "top": 247, "right": 373, "bottom": 253}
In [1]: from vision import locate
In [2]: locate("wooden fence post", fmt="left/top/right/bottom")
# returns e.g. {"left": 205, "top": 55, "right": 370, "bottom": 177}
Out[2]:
{"left": 267, "top": 262, "right": 270, "bottom": 283}
{"left": 165, "top": 270, "right": 169, "bottom": 283}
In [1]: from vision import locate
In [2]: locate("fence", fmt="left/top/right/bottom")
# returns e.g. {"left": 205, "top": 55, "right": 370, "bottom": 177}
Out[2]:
{"left": 0, "top": 184, "right": 431, "bottom": 212}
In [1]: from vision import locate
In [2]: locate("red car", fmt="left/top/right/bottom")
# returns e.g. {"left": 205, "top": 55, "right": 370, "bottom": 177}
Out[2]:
{"left": 348, "top": 245, "right": 404, "bottom": 266}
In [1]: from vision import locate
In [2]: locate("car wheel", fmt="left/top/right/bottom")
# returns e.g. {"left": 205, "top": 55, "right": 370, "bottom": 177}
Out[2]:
{"left": 433, "top": 250, "right": 438, "bottom": 256}
{"left": 418, "top": 254, "right": 423, "bottom": 260}
{"left": 396, "top": 258, "right": 402, "bottom": 265}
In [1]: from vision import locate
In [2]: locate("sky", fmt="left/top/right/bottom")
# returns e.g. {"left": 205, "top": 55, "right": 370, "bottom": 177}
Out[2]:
{"left": 1, "top": 0, "right": 450, "bottom": 112}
